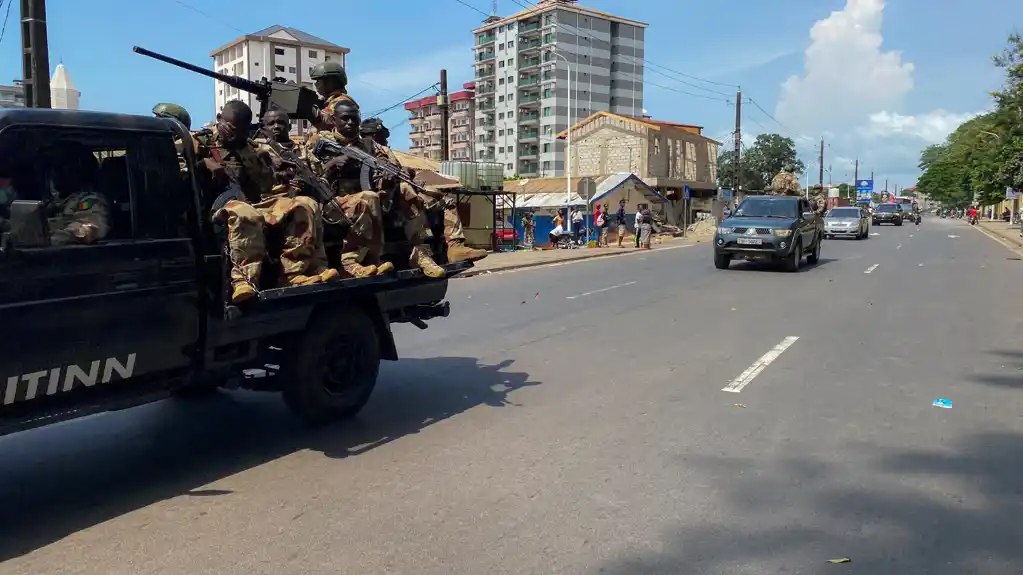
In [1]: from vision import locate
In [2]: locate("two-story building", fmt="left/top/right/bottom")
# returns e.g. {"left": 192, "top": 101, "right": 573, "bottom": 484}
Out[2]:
{"left": 557, "top": 111, "right": 721, "bottom": 223}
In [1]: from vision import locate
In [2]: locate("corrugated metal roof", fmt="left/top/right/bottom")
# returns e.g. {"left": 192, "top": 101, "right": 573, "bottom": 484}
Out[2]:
{"left": 393, "top": 150, "right": 441, "bottom": 172}
{"left": 499, "top": 192, "right": 587, "bottom": 209}
{"left": 592, "top": 173, "right": 666, "bottom": 204}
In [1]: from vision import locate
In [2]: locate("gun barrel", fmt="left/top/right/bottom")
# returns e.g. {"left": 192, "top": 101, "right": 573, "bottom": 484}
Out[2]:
{"left": 133, "top": 46, "right": 265, "bottom": 94}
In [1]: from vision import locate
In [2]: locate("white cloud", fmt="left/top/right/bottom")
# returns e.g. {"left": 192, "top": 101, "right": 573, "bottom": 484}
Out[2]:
{"left": 349, "top": 46, "right": 469, "bottom": 93}
{"left": 774, "top": 0, "right": 974, "bottom": 184}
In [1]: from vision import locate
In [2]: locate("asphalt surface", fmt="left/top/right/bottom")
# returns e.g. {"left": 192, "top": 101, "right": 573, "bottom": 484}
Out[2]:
{"left": 3, "top": 217, "right": 1023, "bottom": 574}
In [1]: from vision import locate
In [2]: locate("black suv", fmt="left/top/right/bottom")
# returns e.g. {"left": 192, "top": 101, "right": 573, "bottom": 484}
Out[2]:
{"left": 872, "top": 203, "right": 902, "bottom": 226}
{"left": 714, "top": 195, "right": 823, "bottom": 272}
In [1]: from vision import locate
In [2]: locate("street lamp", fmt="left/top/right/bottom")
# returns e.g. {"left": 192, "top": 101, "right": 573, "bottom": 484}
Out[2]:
{"left": 551, "top": 50, "right": 576, "bottom": 233}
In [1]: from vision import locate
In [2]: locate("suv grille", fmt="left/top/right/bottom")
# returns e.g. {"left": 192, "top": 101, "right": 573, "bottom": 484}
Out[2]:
{"left": 732, "top": 227, "right": 772, "bottom": 235}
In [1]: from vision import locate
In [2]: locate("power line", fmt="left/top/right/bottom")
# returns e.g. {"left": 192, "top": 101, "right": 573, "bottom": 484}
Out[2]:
{"left": 0, "top": 0, "right": 13, "bottom": 46}
{"left": 744, "top": 96, "right": 792, "bottom": 132}
{"left": 452, "top": 0, "right": 491, "bottom": 17}
{"left": 168, "top": 0, "right": 245, "bottom": 33}
{"left": 367, "top": 83, "right": 440, "bottom": 117}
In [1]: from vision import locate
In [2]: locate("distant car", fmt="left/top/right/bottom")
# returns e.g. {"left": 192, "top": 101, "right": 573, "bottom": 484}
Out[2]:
{"left": 899, "top": 204, "right": 921, "bottom": 224}
{"left": 823, "top": 206, "right": 870, "bottom": 239}
{"left": 872, "top": 203, "right": 902, "bottom": 226}
{"left": 713, "top": 195, "right": 823, "bottom": 272}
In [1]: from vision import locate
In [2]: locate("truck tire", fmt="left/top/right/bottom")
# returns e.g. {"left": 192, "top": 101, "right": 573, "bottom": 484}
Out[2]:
{"left": 782, "top": 241, "right": 801, "bottom": 272}
{"left": 283, "top": 307, "right": 381, "bottom": 426}
{"left": 713, "top": 252, "right": 731, "bottom": 269}
{"left": 806, "top": 235, "right": 821, "bottom": 265}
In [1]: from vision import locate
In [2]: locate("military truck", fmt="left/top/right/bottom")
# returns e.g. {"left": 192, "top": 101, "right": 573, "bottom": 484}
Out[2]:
{"left": 0, "top": 108, "right": 468, "bottom": 437}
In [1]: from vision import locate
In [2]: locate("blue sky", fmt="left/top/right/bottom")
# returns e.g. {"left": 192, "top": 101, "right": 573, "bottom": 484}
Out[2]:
{"left": 0, "top": 0, "right": 1018, "bottom": 188}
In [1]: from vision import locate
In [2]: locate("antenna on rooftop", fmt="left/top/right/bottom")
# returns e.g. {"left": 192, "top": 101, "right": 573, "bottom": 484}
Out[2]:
{"left": 492, "top": 0, "right": 497, "bottom": 15}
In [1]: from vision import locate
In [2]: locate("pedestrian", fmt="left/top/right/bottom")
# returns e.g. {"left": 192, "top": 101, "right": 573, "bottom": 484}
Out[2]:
{"left": 639, "top": 206, "right": 653, "bottom": 249}
{"left": 598, "top": 203, "right": 610, "bottom": 247}
{"left": 634, "top": 208, "right": 642, "bottom": 248}
{"left": 521, "top": 212, "right": 535, "bottom": 248}
{"left": 571, "top": 206, "right": 585, "bottom": 244}
{"left": 615, "top": 199, "right": 627, "bottom": 247}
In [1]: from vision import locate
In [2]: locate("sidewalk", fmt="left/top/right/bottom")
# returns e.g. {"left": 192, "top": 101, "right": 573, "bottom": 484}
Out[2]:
{"left": 459, "top": 236, "right": 702, "bottom": 277}
{"left": 977, "top": 221, "right": 1023, "bottom": 251}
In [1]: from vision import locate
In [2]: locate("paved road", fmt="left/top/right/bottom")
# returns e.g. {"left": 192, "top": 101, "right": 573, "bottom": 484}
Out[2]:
{"left": 3, "top": 217, "right": 1023, "bottom": 574}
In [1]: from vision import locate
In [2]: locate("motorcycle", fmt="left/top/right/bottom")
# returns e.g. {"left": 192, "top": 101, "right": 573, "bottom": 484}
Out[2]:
{"left": 969, "top": 215, "right": 978, "bottom": 225}
{"left": 915, "top": 215, "right": 921, "bottom": 225}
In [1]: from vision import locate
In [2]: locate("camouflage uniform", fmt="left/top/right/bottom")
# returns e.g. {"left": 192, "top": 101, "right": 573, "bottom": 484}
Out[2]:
{"left": 373, "top": 143, "right": 446, "bottom": 277}
{"left": 312, "top": 91, "right": 357, "bottom": 132}
{"left": 195, "top": 127, "right": 337, "bottom": 304}
{"left": 305, "top": 131, "right": 392, "bottom": 278}
{"left": 48, "top": 191, "right": 111, "bottom": 245}
{"left": 770, "top": 171, "right": 802, "bottom": 196}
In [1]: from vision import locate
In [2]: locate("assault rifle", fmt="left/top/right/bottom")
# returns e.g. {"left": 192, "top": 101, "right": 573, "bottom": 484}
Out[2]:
{"left": 256, "top": 131, "right": 351, "bottom": 227}
{"left": 133, "top": 46, "right": 323, "bottom": 121}
{"left": 311, "top": 138, "right": 429, "bottom": 195}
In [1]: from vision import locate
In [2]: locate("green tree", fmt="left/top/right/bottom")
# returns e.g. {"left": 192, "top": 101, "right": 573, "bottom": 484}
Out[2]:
{"left": 716, "top": 133, "right": 804, "bottom": 192}
{"left": 717, "top": 149, "right": 765, "bottom": 191}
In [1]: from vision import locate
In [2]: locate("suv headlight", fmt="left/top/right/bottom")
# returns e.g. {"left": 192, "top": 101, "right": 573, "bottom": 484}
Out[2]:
{"left": 773, "top": 229, "right": 793, "bottom": 237}
{"left": 717, "top": 227, "right": 734, "bottom": 235}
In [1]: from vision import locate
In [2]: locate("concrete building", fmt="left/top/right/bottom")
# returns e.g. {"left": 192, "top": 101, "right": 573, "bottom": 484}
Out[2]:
{"left": 557, "top": 111, "right": 722, "bottom": 223}
{"left": 209, "top": 25, "right": 350, "bottom": 137}
{"left": 50, "top": 64, "right": 80, "bottom": 110}
{"left": 0, "top": 81, "right": 25, "bottom": 109}
{"left": 405, "top": 82, "right": 476, "bottom": 161}
{"left": 472, "top": 0, "right": 647, "bottom": 178}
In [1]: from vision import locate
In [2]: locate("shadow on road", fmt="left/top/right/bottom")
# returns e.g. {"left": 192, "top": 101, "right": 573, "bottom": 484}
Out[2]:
{"left": 0, "top": 356, "right": 539, "bottom": 561}
{"left": 597, "top": 430, "right": 1023, "bottom": 574}
{"left": 729, "top": 257, "right": 837, "bottom": 273}
{"left": 972, "top": 350, "right": 1023, "bottom": 389}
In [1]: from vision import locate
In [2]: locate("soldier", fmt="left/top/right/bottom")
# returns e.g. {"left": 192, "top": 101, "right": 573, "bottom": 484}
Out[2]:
{"left": 254, "top": 109, "right": 307, "bottom": 194}
{"left": 195, "top": 100, "right": 338, "bottom": 304}
{"left": 770, "top": 171, "right": 801, "bottom": 196}
{"left": 360, "top": 117, "right": 487, "bottom": 264}
{"left": 153, "top": 103, "right": 195, "bottom": 172}
{"left": 308, "top": 100, "right": 445, "bottom": 278}
{"left": 309, "top": 61, "right": 354, "bottom": 132}
{"left": 45, "top": 144, "right": 111, "bottom": 246}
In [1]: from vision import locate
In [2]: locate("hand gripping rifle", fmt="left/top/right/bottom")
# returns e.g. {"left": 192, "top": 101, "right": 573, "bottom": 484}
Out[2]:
{"left": 133, "top": 46, "right": 323, "bottom": 121}
{"left": 311, "top": 138, "right": 430, "bottom": 208}
{"left": 255, "top": 131, "right": 351, "bottom": 227}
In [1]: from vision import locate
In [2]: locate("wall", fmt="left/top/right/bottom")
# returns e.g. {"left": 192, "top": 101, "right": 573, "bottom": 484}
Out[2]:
{"left": 573, "top": 128, "right": 645, "bottom": 176}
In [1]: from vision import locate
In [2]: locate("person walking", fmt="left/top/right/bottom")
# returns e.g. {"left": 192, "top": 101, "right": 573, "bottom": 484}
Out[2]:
{"left": 615, "top": 199, "right": 628, "bottom": 247}
{"left": 639, "top": 206, "right": 653, "bottom": 249}
{"left": 598, "top": 203, "right": 610, "bottom": 247}
{"left": 521, "top": 212, "right": 535, "bottom": 248}
{"left": 634, "top": 208, "right": 642, "bottom": 248}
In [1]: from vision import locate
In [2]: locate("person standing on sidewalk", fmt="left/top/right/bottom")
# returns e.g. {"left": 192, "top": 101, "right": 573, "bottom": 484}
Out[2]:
{"left": 639, "top": 206, "right": 653, "bottom": 249}
{"left": 598, "top": 203, "right": 610, "bottom": 247}
{"left": 521, "top": 212, "right": 535, "bottom": 248}
{"left": 634, "top": 209, "right": 643, "bottom": 248}
{"left": 615, "top": 199, "right": 628, "bottom": 247}
{"left": 571, "top": 207, "right": 585, "bottom": 244}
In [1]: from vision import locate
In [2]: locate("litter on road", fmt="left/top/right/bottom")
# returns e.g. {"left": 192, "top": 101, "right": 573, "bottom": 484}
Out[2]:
{"left": 948, "top": 235, "right": 960, "bottom": 238}
{"left": 827, "top": 558, "right": 852, "bottom": 564}
{"left": 733, "top": 404, "right": 746, "bottom": 408}
{"left": 933, "top": 398, "right": 953, "bottom": 409}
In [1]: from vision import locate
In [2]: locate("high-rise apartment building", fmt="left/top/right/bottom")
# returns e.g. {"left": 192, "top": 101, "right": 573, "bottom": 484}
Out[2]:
{"left": 0, "top": 81, "right": 25, "bottom": 109}
{"left": 405, "top": 82, "right": 476, "bottom": 161}
{"left": 472, "top": 0, "right": 647, "bottom": 177}
{"left": 210, "top": 25, "right": 349, "bottom": 136}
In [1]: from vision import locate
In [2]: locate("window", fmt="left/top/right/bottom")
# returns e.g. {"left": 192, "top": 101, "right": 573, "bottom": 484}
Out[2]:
{"left": 0, "top": 126, "right": 189, "bottom": 246}
{"left": 507, "top": 58, "right": 514, "bottom": 66}
{"left": 543, "top": 107, "right": 552, "bottom": 117}
{"left": 499, "top": 95, "right": 505, "bottom": 102}
{"left": 498, "top": 129, "right": 505, "bottom": 136}
{"left": 499, "top": 25, "right": 504, "bottom": 32}
{"left": 499, "top": 43, "right": 505, "bottom": 50}
{"left": 507, "top": 163, "right": 514, "bottom": 169}
{"left": 544, "top": 33, "right": 553, "bottom": 43}
{"left": 545, "top": 15, "right": 553, "bottom": 25}
{"left": 325, "top": 55, "right": 331, "bottom": 61}
{"left": 274, "top": 47, "right": 285, "bottom": 56}
{"left": 308, "top": 50, "right": 318, "bottom": 58}
{"left": 309, "top": 67, "right": 313, "bottom": 76}
{"left": 275, "top": 65, "right": 285, "bottom": 72}
{"left": 508, "top": 111, "right": 514, "bottom": 118}
{"left": 508, "top": 41, "right": 514, "bottom": 48}
{"left": 498, "top": 112, "right": 505, "bottom": 119}
{"left": 288, "top": 66, "right": 296, "bottom": 74}
{"left": 499, "top": 61, "right": 505, "bottom": 68}
{"left": 508, "top": 128, "right": 514, "bottom": 135}
{"left": 543, "top": 161, "right": 551, "bottom": 170}
{"left": 543, "top": 88, "right": 552, "bottom": 98}
{"left": 499, "top": 147, "right": 505, "bottom": 153}
{"left": 543, "top": 125, "right": 552, "bottom": 135}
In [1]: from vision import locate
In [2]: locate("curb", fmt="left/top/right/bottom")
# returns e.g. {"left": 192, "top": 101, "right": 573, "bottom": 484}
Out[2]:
{"left": 458, "top": 239, "right": 702, "bottom": 278}
{"left": 974, "top": 223, "right": 1023, "bottom": 257}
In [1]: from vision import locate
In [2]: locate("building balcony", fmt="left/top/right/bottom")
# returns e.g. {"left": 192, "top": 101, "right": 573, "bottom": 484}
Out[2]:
{"left": 425, "top": 126, "right": 442, "bottom": 135}
{"left": 451, "top": 108, "right": 474, "bottom": 118}
{"left": 478, "top": 152, "right": 496, "bottom": 161}
{"left": 477, "top": 135, "right": 496, "bottom": 144}
{"left": 476, "top": 52, "right": 495, "bottom": 63}
{"left": 477, "top": 33, "right": 495, "bottom": 46}
{"left": 451, "top": 123, "right": 471, "bottom": 133}
{"left": 476, "top": 83, "right": 496, "bottom": 95}
{"left": 519, "top": 147, "right": 540, "bottom": 160}
{"left": 519, "top": 57, "right": 541, "bottom": 71}
{"left": 409, "top": 115, "right": 426, "bottom": 123}
{"left": 518, "top": 39, "right": 542, "bottom": 54}
{"left": 518, "top": 95, "right": 540, "bottom": 109}
{"left": 518, "top": 130, "right": 539, "bottom": 142}
{"left": 518, "top": 21, "right": 541, "bottom": 37}
{"left": 478, "top": 100, "right": 495, "bottom": 112}
{"left": 518, "top": 112, "right": 540, "bottom": 125}
{"left": 518, "top": 75, "right": 540, "bottom": 87}
{"left": 519, "top": 163, "right": 539, "bottom": 177}
{"left": 476, "top": 65, "right": 495, "bottom": 80}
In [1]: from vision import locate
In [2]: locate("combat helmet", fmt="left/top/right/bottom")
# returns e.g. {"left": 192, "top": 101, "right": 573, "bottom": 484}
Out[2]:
{"left": 152, "top": 103, "right": 192, "bottom": 130}
{"left": 309, "top": 61, "right": 348, "bottom": 84}
{"left": 360, "top": 117, "right": 388, "bottom": 136}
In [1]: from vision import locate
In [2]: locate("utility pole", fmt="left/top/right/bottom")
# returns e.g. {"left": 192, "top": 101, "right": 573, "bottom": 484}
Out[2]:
{"left": 439, "top": 69, "right": 449, "bottom": 161}
{"left": 884, "top": 178, "right": 888, "bottom": 192}
{"left": 21, "top": 0, "right": 52, "bottom": 108}
{"left": 853, "top": 159, "right": 859, "bottom": 200}
{"left": 818, "top": 137, "right": 824, "bottom": 188}
{"left": 733, "top": 87, "right": 742, "bottom": 194}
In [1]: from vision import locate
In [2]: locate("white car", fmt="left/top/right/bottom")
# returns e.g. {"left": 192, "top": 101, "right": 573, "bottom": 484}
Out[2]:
{"left": 823, "top": 206, "right": 870, "bottom": 239}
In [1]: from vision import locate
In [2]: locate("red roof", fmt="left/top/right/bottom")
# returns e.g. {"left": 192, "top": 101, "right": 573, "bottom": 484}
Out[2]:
{"left": 404, "top": 89, "right": 474, "bottom": 110}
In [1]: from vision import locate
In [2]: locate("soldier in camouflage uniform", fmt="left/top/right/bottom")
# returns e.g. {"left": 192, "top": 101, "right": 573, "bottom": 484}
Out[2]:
{"left": 195, "top": 101, "right": 338, "bottom": 304}
{"left": 810, "top": 184, "right": 827, "bottom": 215}
{"left": 770, "top": 171, "right": 802, "bottom": 196}
{"left": 307, "top": 100, "right": 445, "bottom": 278}
{"left": 153, "top": 103, "right": 195, "bottom": 172}
{"left": 360, "top": 117, "right": 487, "bottom": 264}
{"left": 44, "top": 143, "right": 111, "bottom": 246}
{"left": 309, "top": 61, "right": 355, "bottom": 132}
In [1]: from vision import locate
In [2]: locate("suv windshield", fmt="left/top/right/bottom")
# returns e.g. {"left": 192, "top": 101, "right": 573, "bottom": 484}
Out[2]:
{"left": 877, "top": 204, "right": 898, "bottom": 213}
{"left": 734, "top": 198, "right": 799, "bottom": 218}
{"left": 827, "top": 208, "right": 860, "bottom": 218}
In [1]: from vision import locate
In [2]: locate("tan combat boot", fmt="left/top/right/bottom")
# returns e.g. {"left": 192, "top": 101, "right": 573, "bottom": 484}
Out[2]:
{"left": 283, "top": 273, "right": 326, "bottom": 287}
{"left": 376, "top": 261, "right": 395, "bottom": 274}
{"left": 319, "top": 268, "right": 341, "bottom": 282}
{"left": 340, "top": 256, "right": 378, "bottom": 279}
{"left": 410, "top": 246, "right": 446, "bottom": 278}
{"left": 230, "top": 282, "right": 257, "bottom": 304}
{"left": 447, "top": 240, "right": 488, "bottom": 263}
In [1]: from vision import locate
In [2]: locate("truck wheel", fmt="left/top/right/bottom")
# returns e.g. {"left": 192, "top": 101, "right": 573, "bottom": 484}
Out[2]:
{"left": 782, "top": 241, "right": 801, "bottom": 272}
{"left": 806, "top": 235, "right": 821, "bottom": 265}
{"left": 283, "top": 307, "right": 381, "bottom": 426}
{"left": 713, "top": 252, "right": 731, "bottom": 269}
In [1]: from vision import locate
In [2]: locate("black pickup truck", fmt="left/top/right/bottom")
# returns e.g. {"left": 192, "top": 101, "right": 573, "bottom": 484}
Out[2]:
{"left": 0, "top": 109, "right": 468, "bottom": 437}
